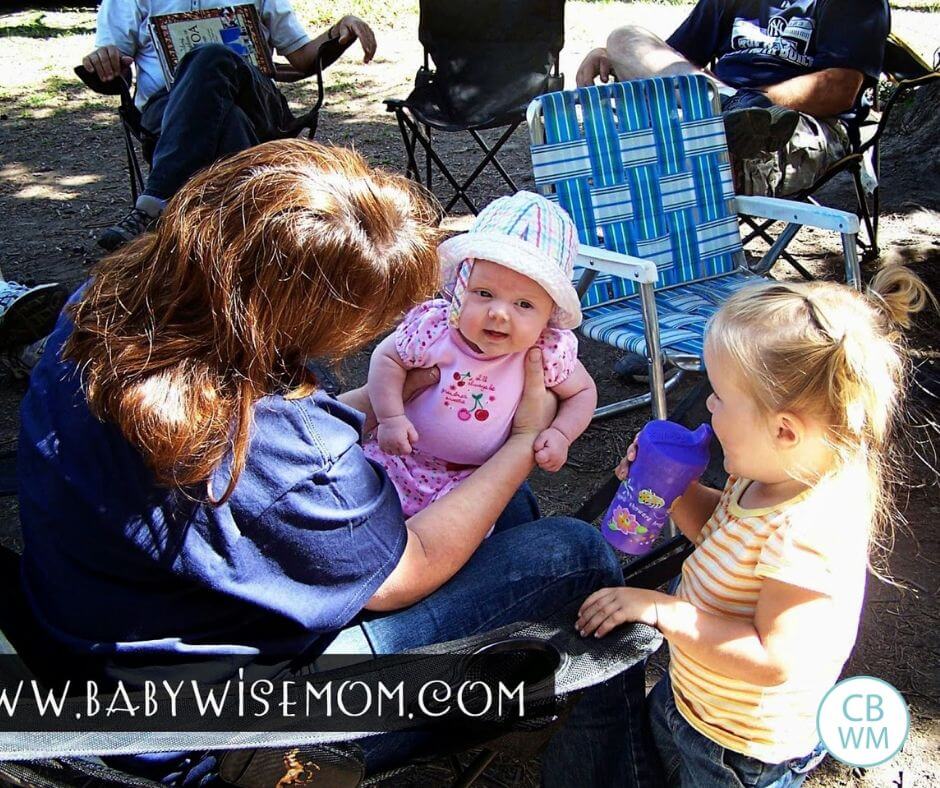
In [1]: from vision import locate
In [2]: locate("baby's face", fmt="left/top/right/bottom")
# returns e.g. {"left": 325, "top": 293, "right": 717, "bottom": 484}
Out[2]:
{"left": 457, "top": 259, "right": 554, "bottom": 356}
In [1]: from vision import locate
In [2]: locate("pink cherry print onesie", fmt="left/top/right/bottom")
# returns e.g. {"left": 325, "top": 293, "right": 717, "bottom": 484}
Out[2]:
{"left": 363, "top": 299, "right": 577, "bottom": 517}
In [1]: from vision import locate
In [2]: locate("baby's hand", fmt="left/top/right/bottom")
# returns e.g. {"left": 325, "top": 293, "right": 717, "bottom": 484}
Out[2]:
{"left": 614, "top": 435, "right": 640, "bottom": 480}
{"left": 534, "top": 426, "right": 570, "bottom": 472}
{"left": 377, "top": 415, "right": 418, "bottom": 456}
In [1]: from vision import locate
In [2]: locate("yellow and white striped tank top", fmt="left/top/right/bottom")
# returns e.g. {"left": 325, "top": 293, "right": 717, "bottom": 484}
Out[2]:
{"left": 669, "top": 475, "right": 868, "bottom": 764}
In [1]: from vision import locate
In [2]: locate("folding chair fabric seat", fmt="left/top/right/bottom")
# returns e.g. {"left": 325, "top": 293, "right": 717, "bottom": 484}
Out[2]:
{"left": 579, "top": 269, "right": 756, "bottom": 357}
{"left": 532, "top": 77, "right": 750, "bottom": 364}
{"left": 527, "top": 75, "right": 859, "bottom": 421}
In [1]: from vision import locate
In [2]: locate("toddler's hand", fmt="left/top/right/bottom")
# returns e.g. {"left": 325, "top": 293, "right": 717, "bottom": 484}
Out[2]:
{"left": 614, "top": 435, "right": 640, "bottom": 480}
{"left": 534, "top": 426, "right": 570, "bottom": 472}
{"left": 377, "top": 415, "right": 418, "bottom": 456}
{"left": 576, "top": 586, "right": 658, "bottom": 638}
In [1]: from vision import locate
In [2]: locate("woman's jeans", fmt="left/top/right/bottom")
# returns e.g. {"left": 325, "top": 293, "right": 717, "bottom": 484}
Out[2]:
{"left": 326, "top": 487, "right": 660, "bottom": 787}
{"left": 115, "top": 488, "right": 659, "bottom": 787}
{"left": 648, "top": 674, "right": 827, "bottom": 787}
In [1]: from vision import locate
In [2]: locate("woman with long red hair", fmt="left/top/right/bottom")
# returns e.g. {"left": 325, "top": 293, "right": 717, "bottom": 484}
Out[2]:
{"left": 18, "top": 140, "right": 652, "bottom": 785}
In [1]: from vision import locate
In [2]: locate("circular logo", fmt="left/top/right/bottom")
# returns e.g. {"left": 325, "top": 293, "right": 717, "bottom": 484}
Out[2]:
{"left": 767, "top": 16, "right": 787, "bottom": 37}
{"left": 817, "top": 676, "right": 909, "bottom": 767}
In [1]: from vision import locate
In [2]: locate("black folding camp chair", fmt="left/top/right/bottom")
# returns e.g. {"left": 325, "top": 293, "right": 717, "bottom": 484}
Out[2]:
{"left": 742, "top": 34, "right": 939, "bottom": 271}
{"left": 73, "top": 37, "right": 354, "bottom": 207}
{"left": 0, "top": 541, "right": 661, "bottom": 787}
{"left": 384, "top": 0, "right": 565, "bottom": 214}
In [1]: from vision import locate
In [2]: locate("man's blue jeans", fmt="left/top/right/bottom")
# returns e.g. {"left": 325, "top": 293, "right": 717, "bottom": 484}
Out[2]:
{"left": 141, "top": 44, "right": 292, "bottom": 200}
{"left": 648, "top": 674, "right": 827, "bottom": 787}
{"left": 326, "top": 487, "right": 660, "bottom": 787}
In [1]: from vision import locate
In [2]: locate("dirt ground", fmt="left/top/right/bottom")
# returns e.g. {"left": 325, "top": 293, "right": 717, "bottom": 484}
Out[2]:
{"left": 0, "top": 2, "right": 938, "bottom": 786}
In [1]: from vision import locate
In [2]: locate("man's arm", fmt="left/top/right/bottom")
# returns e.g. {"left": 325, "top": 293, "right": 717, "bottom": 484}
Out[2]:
{"left": 762, "top": 67, "right": 864, "bottom": 117}
{"left": 285, "top": 15, "right": 376, "bottom": 74}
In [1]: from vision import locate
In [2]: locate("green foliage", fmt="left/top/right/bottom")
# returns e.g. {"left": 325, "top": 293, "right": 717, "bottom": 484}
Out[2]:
{"left": 290, "top": 0, "right": 419, "bottom": 29}
{"left": 0, "top": 12, "right": 95, "bottom": 39}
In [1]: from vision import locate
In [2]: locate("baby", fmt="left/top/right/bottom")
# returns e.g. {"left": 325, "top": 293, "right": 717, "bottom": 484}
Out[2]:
{"left": 364, "top": 191, "right": 597, "bottom": 517}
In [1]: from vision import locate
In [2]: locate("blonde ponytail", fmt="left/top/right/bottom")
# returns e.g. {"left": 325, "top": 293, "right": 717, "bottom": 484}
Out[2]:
{"left": 868, "top": 264, "right": 938, "bottom": 329}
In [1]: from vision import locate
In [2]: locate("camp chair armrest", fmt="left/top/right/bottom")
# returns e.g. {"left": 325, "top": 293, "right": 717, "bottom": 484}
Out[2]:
{"left": 576, "top": 245, "right": 659, "bottom": 284}
{"left": 734, "top": 195, "right": 859, "bottom": 234}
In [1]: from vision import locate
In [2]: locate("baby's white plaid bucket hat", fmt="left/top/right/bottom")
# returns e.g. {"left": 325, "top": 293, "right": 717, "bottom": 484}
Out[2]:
{"left": 438, "top": 191, "right": 582, "bottom": 330}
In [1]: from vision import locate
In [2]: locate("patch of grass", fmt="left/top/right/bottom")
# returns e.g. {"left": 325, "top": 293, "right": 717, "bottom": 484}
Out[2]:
{"left": 0, "top": 12, "right": 94, "bottom": 38}
{"left": 291, "top": 0, "right": 419, "bottom": 29}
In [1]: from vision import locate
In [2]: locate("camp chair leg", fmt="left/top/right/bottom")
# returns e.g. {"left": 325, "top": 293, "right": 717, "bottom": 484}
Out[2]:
{"left": 451, "top": 749, "right": 497, "bottom": 788}
{"left": 851, "top": 168, "right": 878, "bottom": 258}
{"left": 425, "top": 124, "right": 433, "bottom": 193}
{"left": 123, "top": 125, "right": 143, "bottom": 204}
{"left": 740, "top": 216, "right": 808, "bottom": 278}
{"left": 394, "top": 110, "right": 423, "bottom": 182}
{"left": 752, "top": 222, "right": 802, "bottom": 275}
{"left": 394, "top": 110, "right": 479, "bottom": 213}
{"left": 444, "top": 124, "right": 520, "bottom": 212}
{"left": 640, "top": 282, "right": 668, "bottom": 421}
{"left": 842, "top": 232, "right": 862, "bottom": 288}
{"left": 469, "top": 127, "right": 520, "bottom": 190}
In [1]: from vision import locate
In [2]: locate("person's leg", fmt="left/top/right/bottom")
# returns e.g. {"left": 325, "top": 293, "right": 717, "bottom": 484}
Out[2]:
{"left": 144, "top": 43, "right": 291, "bottom": 201}
{"left": 775, "top": 117, "right": 849, "bottom": 197}
{"left": 605, "top": 26, "right": 712, "bottom": 83}
{"left": 541, "top": 662, "right": 664, "bottom": 788}
{"left": 360, "top": 517, "right": 621, "bottom": 650}
{"left": 359, "top": 518, "right": 660, "bottom": 783}
{"left": 100, "top": 44, "right": 292, "bottom": 251}
{"left": 654, "top": 671, "right": 817, "bottom": 788}
{"left": 647, "top": 674, "right": 683, "bottom": 787}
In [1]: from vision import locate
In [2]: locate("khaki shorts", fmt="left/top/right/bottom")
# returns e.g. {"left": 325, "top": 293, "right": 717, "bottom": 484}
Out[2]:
{"left": 734, "top": 115, "right": 849, "bottom": 198}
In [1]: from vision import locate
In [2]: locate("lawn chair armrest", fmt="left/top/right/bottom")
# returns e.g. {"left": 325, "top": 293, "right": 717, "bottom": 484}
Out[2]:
{"left": 735, "top": 195, "right": 859, "bottom": 234}
{"left": 576, "top": 245, "right": 659, "bottom": 284}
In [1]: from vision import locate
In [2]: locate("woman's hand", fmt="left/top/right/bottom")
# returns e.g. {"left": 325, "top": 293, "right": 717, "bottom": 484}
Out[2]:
{"left": 576, "top": 586, "right": 660, "bottom": 638}
{"left": 510, "top": 348, "right": 557, "bottom": 439}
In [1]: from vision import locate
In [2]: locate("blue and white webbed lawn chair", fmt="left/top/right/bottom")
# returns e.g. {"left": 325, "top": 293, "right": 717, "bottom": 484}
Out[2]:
{"left": 528, "top": 75, "right": 862, "bottom": 420}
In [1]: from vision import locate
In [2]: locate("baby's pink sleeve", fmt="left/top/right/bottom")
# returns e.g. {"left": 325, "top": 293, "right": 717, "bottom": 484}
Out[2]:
{"left": 537, "top": 329, "right": 579, "bottom": 388}
{"left": 394, "top": 299, "right": 451, "bottom": 369}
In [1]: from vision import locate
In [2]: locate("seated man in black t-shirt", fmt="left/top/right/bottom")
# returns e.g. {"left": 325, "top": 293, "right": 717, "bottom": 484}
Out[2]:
{"left": 577, "top": 0, "right": 890, "bottom": 198}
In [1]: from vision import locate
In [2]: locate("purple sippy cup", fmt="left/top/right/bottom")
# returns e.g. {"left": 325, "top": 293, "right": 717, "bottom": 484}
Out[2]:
{"left": 601, "top": 420, "right": 713, "bottom": 555}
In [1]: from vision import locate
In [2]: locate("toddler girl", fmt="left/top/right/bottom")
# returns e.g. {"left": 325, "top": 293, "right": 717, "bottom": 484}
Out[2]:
{"left": 364, "top": 191, "right": 597, "bottom": 516}
{"left": 576, "top": 268, "right": 933, "bottom": 786}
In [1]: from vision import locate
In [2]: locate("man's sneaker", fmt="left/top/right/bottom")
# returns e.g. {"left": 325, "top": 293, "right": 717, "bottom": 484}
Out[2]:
{"left": 723, "top": 105, "right": 801, "bottom": 159}
{"left": 98, "top": 207, "right": 158, "bottom": 252}
{"left": 0, "top": 280, "right": 68, "bottom": 350}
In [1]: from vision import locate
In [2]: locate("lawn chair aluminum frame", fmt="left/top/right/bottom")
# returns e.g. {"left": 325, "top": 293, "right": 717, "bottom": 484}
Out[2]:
{"left": 527, "top": 76, "right": 861, "bottom": 423}
{"left": 73, "top": 37, "right": 353, "bottom": 207}
{"left": 384, "top": 0, "right": 565, "bottom": 215}
{"left": 741, "top": 34, "right": 939, "bottom": 270}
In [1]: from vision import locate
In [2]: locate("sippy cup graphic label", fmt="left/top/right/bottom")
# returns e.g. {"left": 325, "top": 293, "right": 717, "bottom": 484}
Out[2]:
{"left": 602, "top": 420, "right": 713, "bottom": 556}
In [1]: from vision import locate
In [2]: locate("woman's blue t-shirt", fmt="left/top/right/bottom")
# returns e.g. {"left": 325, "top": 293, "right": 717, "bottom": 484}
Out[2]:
{"left": 17, "top": 311, "right": 407, "bottom": 669}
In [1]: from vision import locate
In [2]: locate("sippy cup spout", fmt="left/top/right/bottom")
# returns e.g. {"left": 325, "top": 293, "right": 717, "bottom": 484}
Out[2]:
{"left": 691, "top": 423, "right": 713, "bottom": 447}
